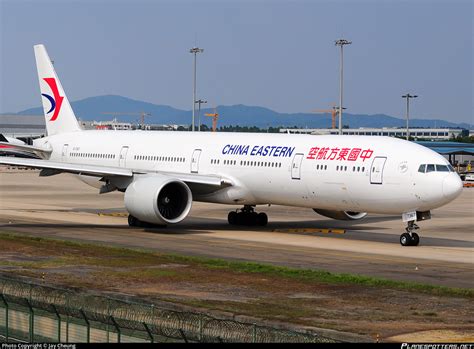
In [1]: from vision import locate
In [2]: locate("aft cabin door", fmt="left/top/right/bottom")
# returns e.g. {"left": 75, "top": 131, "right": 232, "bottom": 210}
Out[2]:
{"left": 61, "top": 144, "right": 68, "bottom": 161}
{"left": 370, "top": 156, "right": 387, "bottom": 184}
{"left": 191, "top": 149, "right": 202, "bottom": 173}
{"left": 291, "top": 153, "right": 304, "bottom": 180}
{"left": 119, "top": 146, "right": 129, "bottom": 167}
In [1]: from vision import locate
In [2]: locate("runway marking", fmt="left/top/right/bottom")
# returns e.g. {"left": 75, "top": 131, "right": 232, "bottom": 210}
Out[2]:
{"left": 97, "top": 212, "right": 128, "bottom": 217}
{"left": 272, "top": 228, "right": 346, "bottom": 235}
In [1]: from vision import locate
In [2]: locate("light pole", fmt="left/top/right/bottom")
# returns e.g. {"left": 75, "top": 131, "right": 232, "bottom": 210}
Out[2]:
{"left": 189, "top": 47, "right": 204, "bottom": 131}
{"left": 195, "top": 99, "right": 207, "bottom": 131}
{"left": 402, "top": 93, "right": 418, "bottom": 140}
{"left": 335, "top": 39, "right": 352, "bottom": 135}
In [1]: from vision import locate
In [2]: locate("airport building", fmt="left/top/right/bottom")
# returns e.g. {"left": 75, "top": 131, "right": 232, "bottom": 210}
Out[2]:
{"left": 279, "top": 127, "right": 468, "bottom": 141}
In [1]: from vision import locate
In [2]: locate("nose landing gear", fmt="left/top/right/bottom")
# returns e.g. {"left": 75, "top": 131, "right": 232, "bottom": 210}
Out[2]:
{"left": 228, "top": 205, "right": 268, "bottom": 226}
{"left": 400, "top": 221, "right": 420, "bottom": 246}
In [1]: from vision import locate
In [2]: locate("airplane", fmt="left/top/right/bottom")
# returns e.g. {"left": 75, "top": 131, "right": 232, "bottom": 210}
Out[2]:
{"left": 0, "top": 44, "right": 463, "bottom": 246}
{"left": 0, "top": 135, "right": 39, "bottom": 158}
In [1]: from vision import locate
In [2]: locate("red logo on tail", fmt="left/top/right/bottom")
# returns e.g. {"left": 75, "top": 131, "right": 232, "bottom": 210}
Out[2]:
{"left": 42, "top": 78, "right": 63, "bottom": 121}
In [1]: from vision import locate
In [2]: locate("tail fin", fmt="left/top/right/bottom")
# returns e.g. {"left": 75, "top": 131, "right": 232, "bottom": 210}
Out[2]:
{"left": 34, "top": 44, "right": 81, "bottom": 136}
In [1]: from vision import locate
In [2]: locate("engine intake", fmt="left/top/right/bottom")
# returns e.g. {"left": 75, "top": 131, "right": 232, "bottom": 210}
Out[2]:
{"left": 313, "top": 209, "right": 367, "bottom": 221}
{"left": 125, "top": 175, "right": 192, "bottom": 225}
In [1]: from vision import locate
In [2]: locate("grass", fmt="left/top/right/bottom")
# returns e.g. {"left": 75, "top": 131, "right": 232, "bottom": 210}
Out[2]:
{"left": 0, "top": 231, "right": 472, "bottom": 299}
{"left": 158, "top": 253, "right": 474, "bottom": 298}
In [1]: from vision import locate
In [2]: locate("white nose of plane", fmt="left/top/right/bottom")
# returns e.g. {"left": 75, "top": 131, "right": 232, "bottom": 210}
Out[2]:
{"left": 442, "top": 174, "right": 463, "bottom": 200}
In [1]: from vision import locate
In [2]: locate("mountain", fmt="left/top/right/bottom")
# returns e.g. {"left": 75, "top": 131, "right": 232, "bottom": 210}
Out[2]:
{"left": 17, "top": 95, "right": 470, "bottom": 129}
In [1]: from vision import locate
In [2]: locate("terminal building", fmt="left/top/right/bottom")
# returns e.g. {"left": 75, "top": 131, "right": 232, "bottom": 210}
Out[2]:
{"left": 279, "top": 127, "right": 468, "bottom": 141}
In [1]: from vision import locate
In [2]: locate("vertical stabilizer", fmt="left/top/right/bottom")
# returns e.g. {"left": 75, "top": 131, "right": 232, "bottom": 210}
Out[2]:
{"left": 34, "top": 44, "right": 81, "bottom": 136}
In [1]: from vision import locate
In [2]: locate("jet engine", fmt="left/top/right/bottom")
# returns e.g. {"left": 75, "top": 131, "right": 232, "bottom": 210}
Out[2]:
{"left": 313, "top": 209, "right": 367, "bottom": 221}
{"left": 124, "top": 175, "right": 192, "bottom": 225}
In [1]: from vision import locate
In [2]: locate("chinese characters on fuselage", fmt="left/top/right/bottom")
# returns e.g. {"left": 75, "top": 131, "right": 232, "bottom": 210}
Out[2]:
{"left": 307, "top": 147, "right": 374, "bottom": 162}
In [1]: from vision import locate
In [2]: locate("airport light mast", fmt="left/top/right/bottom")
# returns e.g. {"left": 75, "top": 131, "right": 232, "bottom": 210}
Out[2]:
{"left": 402, "top": 93, "right": 418, "bottom": 140}
{"left": 335, "top": 39, "right": 352, "bottom": 135}
{"left": 195, "top": 99, "right": 207, "bottom": 131}
{"left": 189, "top": 47, "right": 204, "bottom": 132}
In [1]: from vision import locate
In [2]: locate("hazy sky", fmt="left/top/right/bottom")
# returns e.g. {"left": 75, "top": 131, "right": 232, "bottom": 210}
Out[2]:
{"left": 1, "top": 0, "right": 472, "bottom": 123}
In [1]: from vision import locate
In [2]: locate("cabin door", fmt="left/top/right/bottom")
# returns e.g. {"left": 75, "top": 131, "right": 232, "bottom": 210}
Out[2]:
{"left": 61, "top": 144, "right": 68, "bottom": 161}
{"left": 119, "top": 146, "right": 129, "bottom": 167}
{"left": 291, "top": 153, "right": 304, "bottom": 180}
{"left": 370, "top": 156, "right": 387, "bottom": 184}
{"left": 191, "top": 149, "right": 202, "bottom": 173}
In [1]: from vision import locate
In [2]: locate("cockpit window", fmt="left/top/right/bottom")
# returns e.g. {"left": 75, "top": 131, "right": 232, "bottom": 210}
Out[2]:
{"left": 419, "top": 163, "right": 454, "bottom": 173}
{"left": 436, "top": 164, "right": 450, "bottom": 172}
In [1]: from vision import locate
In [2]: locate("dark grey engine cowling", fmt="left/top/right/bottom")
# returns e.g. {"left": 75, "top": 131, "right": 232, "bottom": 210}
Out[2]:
{"left": 124, "top": 175, "right": 192, "bottom": 225}
{"left": 313, "top": 209, "right": 367, "bottom": 221}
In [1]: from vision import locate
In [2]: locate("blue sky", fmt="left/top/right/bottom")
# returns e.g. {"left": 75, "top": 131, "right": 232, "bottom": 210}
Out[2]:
{"left": 0, "top": 0, "right": 472, "bottom": 124}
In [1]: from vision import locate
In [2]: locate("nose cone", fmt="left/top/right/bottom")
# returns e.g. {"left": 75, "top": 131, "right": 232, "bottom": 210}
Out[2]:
{"left": 442, "top": 174, "right": 463, "bottom": 201}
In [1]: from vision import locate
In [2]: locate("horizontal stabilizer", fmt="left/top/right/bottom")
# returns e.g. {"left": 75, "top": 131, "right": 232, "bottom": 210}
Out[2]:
{"left": 0, "top": 142, "right": 52, "bottom": 155}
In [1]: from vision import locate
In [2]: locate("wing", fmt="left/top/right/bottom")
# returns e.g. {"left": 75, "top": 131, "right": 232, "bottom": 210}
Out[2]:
{"left": 0, "top": 156, "right": 133, "bottom": 177}
{"left": 0, "top": 157, "right": 232, "bottom": 191}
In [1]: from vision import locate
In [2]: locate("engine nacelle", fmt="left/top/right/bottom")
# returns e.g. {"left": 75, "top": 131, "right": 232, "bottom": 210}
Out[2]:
{"left": 313, "top": 209, "right": 367, "bottom": 221}
{"left": 124, "top": 175, "right": 192, "bottom": 225}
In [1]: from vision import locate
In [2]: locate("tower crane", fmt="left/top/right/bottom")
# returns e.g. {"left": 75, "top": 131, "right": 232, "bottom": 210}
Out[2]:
{"left": 311, "top": 105, "right": 345, "bottom": 129}
{"left": 205, "top": 108, "right": 219, "bottom": 132}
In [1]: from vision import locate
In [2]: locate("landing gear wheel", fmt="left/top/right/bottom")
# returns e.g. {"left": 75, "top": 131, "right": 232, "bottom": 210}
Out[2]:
{"left": 257, "top": 212, "right": 268, "bottom": 226}
{"left": 227, "top": 206, "right": 269, "bottom": 226}
{"left": 411, "top": 233, "right": 420, "bottom": 246}
{"left": 228, "top": 211, "right": 238, "bottom": 225}
{"left": 400, "top": 233, "right": 412, "bottom": 246}
{"left": 128, "top": 214, "right": 139, "bottom": 227}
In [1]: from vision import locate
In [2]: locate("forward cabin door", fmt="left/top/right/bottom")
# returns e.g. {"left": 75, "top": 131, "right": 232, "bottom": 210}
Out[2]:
{"left": 191, "top": 149, "right": 202, "bottom": 173}
{"left": 119, "top": 146, "right": 129, "bottom": 167}
{"left": 370, "top": 156, "right": 387, "bottom": 184}
{"left": 61, "top": 144, "right": 68, "bottom": 161}
{"left": 291, "top": 153, "right": 304, "bottom": 180}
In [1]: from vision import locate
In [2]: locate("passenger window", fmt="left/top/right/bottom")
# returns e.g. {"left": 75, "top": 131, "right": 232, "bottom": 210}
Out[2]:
{"left": 426, "top": 164, "right": 435, "bottom": 173}
{"left": 436, "top": 164, "right": 449, "bottom": 172}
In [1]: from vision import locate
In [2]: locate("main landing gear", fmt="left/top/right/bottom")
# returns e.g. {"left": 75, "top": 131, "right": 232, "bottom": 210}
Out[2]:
{"left": 400, "top": 221, "right": 420, "bottom": 246}
{"left": 228, "top": 205, "right": 268, "bottom": 226}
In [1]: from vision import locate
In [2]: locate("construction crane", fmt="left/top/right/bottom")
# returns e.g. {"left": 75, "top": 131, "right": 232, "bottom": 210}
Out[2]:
{"left": 205, "top": 107, "right": 219, "bottom": 132}
{"left": 102, "top": 112, "right": 151, "bottom": 129}
{"left": 311, "top": 105, "right": 345, "bottom": 129}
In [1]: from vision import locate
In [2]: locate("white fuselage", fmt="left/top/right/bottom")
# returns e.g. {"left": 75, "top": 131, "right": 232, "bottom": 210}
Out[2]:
{"left": 33, "top": 130, "right": 462, "bottom": 215}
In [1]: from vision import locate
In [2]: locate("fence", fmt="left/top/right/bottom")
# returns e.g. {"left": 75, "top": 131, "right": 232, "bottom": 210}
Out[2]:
{"left": 0, "top": 276, "right": 337, "bottom": 343}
